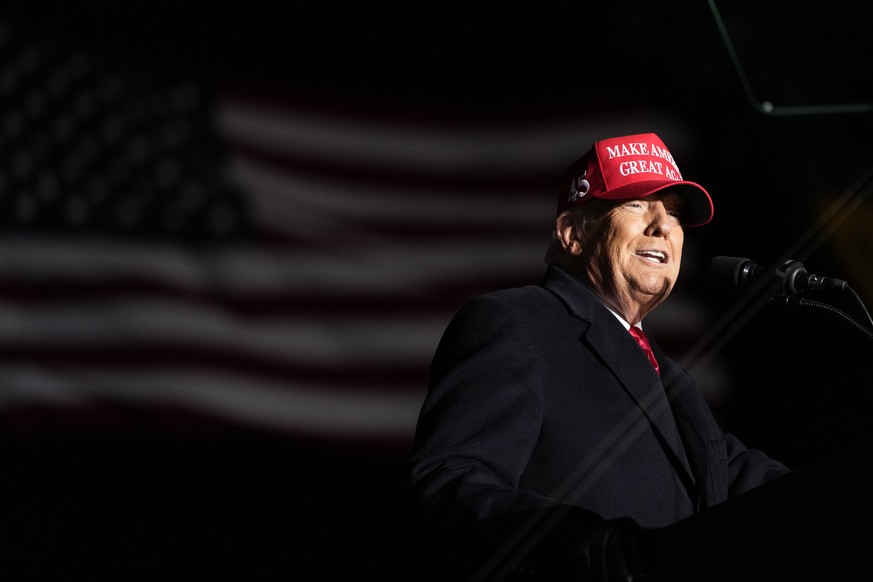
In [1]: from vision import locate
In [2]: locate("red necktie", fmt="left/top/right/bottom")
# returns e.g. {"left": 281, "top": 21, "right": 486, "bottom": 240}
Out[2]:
{"left": 629, "top": 325, "right": 660, "bottom": 375}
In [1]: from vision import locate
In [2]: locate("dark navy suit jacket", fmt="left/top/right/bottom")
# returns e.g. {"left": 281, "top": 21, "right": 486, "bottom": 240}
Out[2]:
{"left": 407, "top": 264, "right": 789, "bottom": 579}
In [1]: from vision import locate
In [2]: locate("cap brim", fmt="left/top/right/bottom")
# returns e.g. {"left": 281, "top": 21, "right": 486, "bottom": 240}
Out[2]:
{"left": 598, "top": 180, "right": 714, "bottom": 226}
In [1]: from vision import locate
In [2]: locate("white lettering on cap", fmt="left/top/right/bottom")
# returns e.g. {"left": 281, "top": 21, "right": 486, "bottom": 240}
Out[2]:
{"left": 619, "top": 160, "right": 664, "bottom": 176}
{"left": 650, "top": 142, "right": 683, "bottom": 178}
{"left": 606, "top": 140, "right": 685, "bottom": 182}
{"left": 605, "top": 142, "right": 650, "bottom": 158}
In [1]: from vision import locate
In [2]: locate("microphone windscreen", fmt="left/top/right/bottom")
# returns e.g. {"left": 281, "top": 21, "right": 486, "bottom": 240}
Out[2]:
{"left": 707, "top": 256, "right": 750, "bottom": 291}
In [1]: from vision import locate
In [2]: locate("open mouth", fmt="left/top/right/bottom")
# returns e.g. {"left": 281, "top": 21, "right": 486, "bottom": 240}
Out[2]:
{"left": 636, "top": 250, "right": 667, "bottom": 264}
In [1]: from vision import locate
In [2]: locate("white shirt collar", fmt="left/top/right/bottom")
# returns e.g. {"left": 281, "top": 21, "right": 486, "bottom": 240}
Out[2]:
{"left": 600, "top": 302, "right": 643, "bottom": 332}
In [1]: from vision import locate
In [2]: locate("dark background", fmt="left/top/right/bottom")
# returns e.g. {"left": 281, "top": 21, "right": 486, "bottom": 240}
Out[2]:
{"left": 2, "top": 2, "right": 873, "bottom": 580}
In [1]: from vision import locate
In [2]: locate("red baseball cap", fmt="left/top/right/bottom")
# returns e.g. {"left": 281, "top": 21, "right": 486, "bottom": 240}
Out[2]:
{"left": 557, "top": 132, "right": 714, "bottom": 226}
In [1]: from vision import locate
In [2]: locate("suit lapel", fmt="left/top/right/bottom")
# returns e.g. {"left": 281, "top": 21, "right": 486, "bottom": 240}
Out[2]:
{"left": 542, "top": 266, "right": 698, "bottom": 493}
{"left": 587, "top": 318, "right": 697, "bottom": 487}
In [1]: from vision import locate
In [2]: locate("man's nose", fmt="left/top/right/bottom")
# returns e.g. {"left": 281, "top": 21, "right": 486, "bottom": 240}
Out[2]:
{"left": 647, "top": 204, "right": 674, "bottom": 236}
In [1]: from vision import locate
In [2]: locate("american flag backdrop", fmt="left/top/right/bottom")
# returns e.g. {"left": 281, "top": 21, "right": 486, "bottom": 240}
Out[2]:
{"left": 0, "top": 16, "right": 718, "bottom": 455}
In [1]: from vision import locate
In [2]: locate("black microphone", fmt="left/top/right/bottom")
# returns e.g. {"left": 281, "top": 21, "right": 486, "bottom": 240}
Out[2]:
{"left": 707, "top": 256, "right": 849, "bottom": 295}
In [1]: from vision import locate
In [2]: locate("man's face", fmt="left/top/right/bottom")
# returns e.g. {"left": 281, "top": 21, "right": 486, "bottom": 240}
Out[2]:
{"left": 583, "top": 190, "right": 685, "bottom": 316}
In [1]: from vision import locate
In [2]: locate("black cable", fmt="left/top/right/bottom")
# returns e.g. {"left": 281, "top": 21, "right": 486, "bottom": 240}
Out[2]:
{"left": 770, "top": 294, "right": 873, "bottom": 345}
{"left": 847, "top": 286, "right": 873, "bottom": 330}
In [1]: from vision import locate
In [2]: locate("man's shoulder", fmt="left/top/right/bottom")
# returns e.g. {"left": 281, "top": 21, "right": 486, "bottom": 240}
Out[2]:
{"left": 450, "top": 266, "right": 599, "bottom": 323}
{"left": 476, "top": 276, "right": 561, "bottom": 308}
{"left": 463, "top": 277, "right": 580, "bottom": 318}
{"left": 482, "top": 265, "right": 583, "bottom": 299}
{"left": 488, "top": 282, "right": 550, "bottom": 301}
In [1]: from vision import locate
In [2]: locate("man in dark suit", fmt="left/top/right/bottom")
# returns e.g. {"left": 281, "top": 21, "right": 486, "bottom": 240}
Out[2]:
{"left": 405, "top": 132, "right": 791, "bottom": 581}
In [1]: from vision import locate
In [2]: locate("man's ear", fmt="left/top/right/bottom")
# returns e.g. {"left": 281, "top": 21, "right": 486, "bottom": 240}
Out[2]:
{"left": 555, "top": 212, "right": 582, "bottom": 256}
